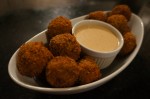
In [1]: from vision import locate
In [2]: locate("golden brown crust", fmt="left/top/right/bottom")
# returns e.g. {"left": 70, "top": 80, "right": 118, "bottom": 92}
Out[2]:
{"left": 16, "top": 5, "right": 135, "bottom": 87}
{"left": 47, "top": 16, "right": 72, "bottom": 40}
{"left": 17, "top": 42, "right": 53, "bottom": 77}
{"left": 78, "top": 57, "right": 101, "bottom": 85}
{"left": 119, "top": 32, "right": 136, "bottom": 56}
{"left": 87, "top": 11, "right": 106, "bottom": 22}
{"left": 107, "top": 14, "right": 131, "bottom": 34}
{"left": 46, "top": 56, "right": 79, "bottom": 87}
{"left": 111, "top": 4, "right": 131, "bottom": 21}
{"left": 49, "top": 33, "right": 81, "bottom": 60}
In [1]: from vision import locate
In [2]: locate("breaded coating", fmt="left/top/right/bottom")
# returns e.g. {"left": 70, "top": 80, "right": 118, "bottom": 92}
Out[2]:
{"left": 47, "top": 16, "right": 72, "bottom": 40}
{"left": 17, "top": 42, "right": 53, "bottom": 77}
{"left": 107, "top": 14, "right": 131, "bottom": 34}
{"left": 111, "top": 4, "right": 131, "bottom": 21}
{"left": 78, "top": 56, "right": 101, "bottom": 85}
{"left": 87, "top": 11, "right": 106, "bottom": 22}
{"left": 49, "top": 33, "right": 81, "bottom": 60}
{"left": 119, "top": 32, "right": 136, "bottom": 56}
{"left": 106, "top": 11, "right": 112, "bottom": 18}
{"left": 81, "top": 55, "right": 95, "bottom": 62}
{"left": 46, "top": 56, "right": 79, "bottom": 88}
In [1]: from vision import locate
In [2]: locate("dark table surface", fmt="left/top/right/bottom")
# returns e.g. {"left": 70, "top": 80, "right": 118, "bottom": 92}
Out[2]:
{"left": 1, "top": 0, "right": 150, "bottom": 99}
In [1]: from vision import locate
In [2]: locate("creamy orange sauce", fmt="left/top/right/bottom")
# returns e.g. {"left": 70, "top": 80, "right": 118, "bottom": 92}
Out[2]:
{"left": 74, "top": 25, "right": 119, "bottom": 52}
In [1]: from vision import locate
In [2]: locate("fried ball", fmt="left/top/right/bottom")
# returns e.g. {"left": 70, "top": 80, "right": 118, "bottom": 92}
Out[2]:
{"left": 87, "top": 11, "right": 106, "bottom": 22}
{"left": 49, "top": 33, "right": 81, "bottom": 60}
{"left": 107, "top": 14, "right": 131, "bottom": 34}
{"left": 119, "top": 32, "right": 136, "bottom": 56}
{"left": 78, "top": 56, "right": 101, "bottom": 85}
{"left": 106, "top": 11, "right": 112, "bottom": 18}
{"left": 46, "top": 56, "right": 80, "bottom": 88}
{"left": 46, "top": 16, "right": 72, "bottom": 40}
{"left": 111, "top": 4, "right": 132, "bottom": 21}
{"left": 17, "top": 42, "right": 53, "bottom": 77}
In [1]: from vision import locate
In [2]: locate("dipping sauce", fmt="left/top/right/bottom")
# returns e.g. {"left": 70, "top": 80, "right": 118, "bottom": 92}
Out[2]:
{"left": 74, "top": 25, "right": 119, "bottom": 52}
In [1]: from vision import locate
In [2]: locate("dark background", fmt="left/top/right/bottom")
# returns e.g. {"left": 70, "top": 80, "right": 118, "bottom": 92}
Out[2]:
{"left": 0, "top": 0, "right": 150, "bottom": 99}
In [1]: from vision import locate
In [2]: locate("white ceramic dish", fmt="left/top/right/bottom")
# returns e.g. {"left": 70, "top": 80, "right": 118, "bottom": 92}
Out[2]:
{"left": 8, "top": 13, "right": 144, "bottom": 95}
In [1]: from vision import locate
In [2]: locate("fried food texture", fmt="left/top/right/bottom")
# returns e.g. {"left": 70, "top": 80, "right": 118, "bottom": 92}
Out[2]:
{"left": 87, "top": 11, "right": 106, "bottom": 22}
{"left": 47, "top": 16, "right": 72, "bottom": 39}
{"left": 107, "top": 14, "right": 131, "bottom": 34}
{"left": 46, "top": 56, "right": 79, "bottom": 87}
{"left": 78, "top": 56, "right": 101, "bottom": 85}
{"left": 119, "top": 32, "right": 136, "bottom": 56}
{"left": 49, "top": 33, "right": 81, "bottom": 60}
{"left": 17, "top": 42, "right": 53, "bottom": 77}
{"left": 111, "top": 4, "right": 131, "bottom": 21}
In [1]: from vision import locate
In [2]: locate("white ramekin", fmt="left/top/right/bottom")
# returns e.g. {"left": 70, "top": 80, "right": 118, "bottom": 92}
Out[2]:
{"left": 72, "top": 20, "right": 124, "bottom": 69}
